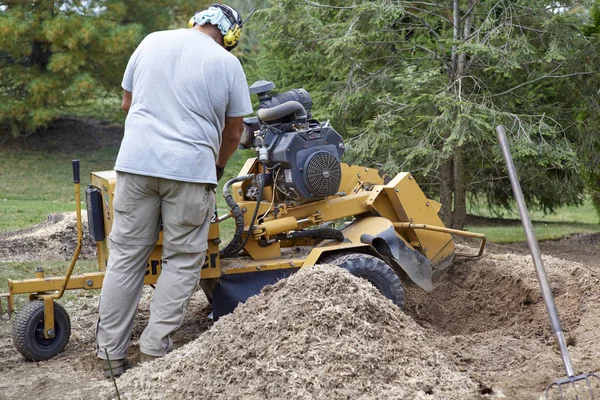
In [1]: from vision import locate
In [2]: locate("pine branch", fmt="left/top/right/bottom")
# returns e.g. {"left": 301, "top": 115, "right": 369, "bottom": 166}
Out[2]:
{"left": 405, "top": 1, "right": 445, "bottom": 8}
{"left": 407, "top": 5, "right": 453, "bottom": 25}
{"left": 402, "top": 10, "right": 442, "bottom": 40}
{"left": 302, "top": 1, "right": 356, "bottom": 9}
{"left": 492, "top": 71, "right": 595, "bottom": 97}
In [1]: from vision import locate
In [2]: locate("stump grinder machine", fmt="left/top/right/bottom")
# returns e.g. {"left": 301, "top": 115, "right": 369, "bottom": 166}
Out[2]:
{"left": 1, "top": 81, "right": 486, "bottom": 361}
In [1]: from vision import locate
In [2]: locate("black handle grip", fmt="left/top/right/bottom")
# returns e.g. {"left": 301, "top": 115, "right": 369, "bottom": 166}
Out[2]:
{"left": 72, "top": 160, "right": 80, "bottom": 183}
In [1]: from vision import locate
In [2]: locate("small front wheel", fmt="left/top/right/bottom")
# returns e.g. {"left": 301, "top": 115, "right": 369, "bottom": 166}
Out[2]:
{"left": 12, "top": 300, "right": 71, "bottom": 361}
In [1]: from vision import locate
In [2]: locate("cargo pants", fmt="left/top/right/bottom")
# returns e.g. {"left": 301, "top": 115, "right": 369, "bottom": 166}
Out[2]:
{"left": 96, "top": 171, "right": 215, "bottom": 360}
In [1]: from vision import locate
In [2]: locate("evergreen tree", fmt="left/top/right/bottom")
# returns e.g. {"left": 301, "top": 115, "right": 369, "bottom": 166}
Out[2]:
{"left": 255, "top": 0, "right": 600, "bottom": 228}
{"left": 581, "top": 0, "right": 600, "bottom": 218}
{"left": 0, "top": 0, "right": 206, "bottom": 137}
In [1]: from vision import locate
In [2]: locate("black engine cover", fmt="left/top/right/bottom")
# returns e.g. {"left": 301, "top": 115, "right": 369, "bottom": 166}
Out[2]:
{"left": 268, "top": 122, "right": 344, "bottom": 201}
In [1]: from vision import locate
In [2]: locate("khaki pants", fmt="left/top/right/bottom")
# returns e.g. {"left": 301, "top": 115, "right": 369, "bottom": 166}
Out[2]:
{"left": 96, "top": 172, "right": 215, "bottom": 359}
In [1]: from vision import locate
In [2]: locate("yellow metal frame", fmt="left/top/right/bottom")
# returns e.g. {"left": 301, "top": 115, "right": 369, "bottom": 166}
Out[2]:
{"left": 30, "top": 176, "right": 84, "bottom": 338}
{"left": 0, "top": 167, "right": 87, "bottom": 334}
{"left": 393, "top": 222, "right": 487, "bottom": 257}
{"left": 235, "top": 163, "right": 460, "bottom": 269}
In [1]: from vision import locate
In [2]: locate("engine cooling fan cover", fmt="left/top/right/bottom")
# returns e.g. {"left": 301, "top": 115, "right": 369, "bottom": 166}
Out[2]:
{"left": 303, "top": 150, "right": 342, "bottom": 197}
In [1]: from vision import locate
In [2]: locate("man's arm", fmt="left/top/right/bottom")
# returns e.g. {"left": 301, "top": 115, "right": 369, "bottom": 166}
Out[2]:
{"left": 121, "top": 90, "right": 132, "bottom": 113}
{"left": 216, "top": 116, "right": 244, "bottom": 171}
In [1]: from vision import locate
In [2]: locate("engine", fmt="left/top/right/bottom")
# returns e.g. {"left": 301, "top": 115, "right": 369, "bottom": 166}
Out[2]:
{"left": 241, "top": 81, "right": 345, "bottom": 203}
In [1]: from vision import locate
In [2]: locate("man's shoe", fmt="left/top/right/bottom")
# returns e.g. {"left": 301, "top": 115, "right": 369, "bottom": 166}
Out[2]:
{"left": 140, "top": 352, "right": 160, "bottom": 364}
{"left": 101, "top": 357, "right": 130, "bottom": 379}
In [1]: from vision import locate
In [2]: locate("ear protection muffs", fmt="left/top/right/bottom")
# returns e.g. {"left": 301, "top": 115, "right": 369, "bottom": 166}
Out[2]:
{"left": 189, "top": 4, "right": 243, "bottom": 51}
{"left": 211, "top": 4, "right": 242, "bottom": 50}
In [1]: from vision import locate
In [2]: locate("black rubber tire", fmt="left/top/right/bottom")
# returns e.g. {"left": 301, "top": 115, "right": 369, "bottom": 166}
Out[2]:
{"left": 325, "top": 253, "right": 405, "bottom": 309}
{"left": 12, "top": 300, "right": 71, "bottom": 361}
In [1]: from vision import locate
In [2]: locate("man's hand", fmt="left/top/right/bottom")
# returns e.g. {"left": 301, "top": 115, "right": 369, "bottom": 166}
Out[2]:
{"left": 216, "top": 164, "right": 225, "bottom": 181}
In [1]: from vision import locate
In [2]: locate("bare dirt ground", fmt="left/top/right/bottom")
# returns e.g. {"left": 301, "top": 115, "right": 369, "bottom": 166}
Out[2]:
{"left": 1, "top": 120, "right": 599, "bottom": 399}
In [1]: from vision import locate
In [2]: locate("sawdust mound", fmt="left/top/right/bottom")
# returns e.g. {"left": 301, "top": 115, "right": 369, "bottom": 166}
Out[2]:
{"left": 0, "top": 212, "right": 96, "bottom": 262}
{"left": 112, "top": 264, "right": 479, "bottom": 400}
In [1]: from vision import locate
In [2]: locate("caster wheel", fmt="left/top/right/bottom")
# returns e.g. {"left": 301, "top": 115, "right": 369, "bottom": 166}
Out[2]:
{"left": 12, "top": 300, "right": 71, "bottom": 361}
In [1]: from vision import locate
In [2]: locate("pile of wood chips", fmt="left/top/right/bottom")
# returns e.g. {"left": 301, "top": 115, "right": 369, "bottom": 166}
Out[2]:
{"left": 110, "top": 264, "right": 479, "bottom": 399}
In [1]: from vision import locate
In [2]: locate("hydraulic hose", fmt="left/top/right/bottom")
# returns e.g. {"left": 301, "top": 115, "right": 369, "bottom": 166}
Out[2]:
{"left": 262, "top": 228, "right": 344, "bottom": 247}
{"left": 257, "top": 101, "right": 307, "bottom": 122}
{"left": 236, "top": 163, "right": 268, "bottom": 253}
{"left": 219, "top": 174, "right": 254, "bottom": 258}
{"left": 286, "top": 228, "right": 344, "bottom": 242}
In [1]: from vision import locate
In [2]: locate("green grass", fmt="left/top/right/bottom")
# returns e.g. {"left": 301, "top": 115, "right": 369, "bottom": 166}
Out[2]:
{"left": 0, "top": 147, "right": 118, "bottom": 233}
{"left": 465, "top": 197, "right": 600, "bottom": 242}
{"left": 468, "top": 198, "right": 598, "bottom": 224}
{"left": 0, "top": 145, "right": 251, "bottom": 236}
{"left": 0, "top": 200, "right": 77, "bottom": 232}
{"left": 0, "top": 148, "right": 118, "bottom": 201}
{"left": 465, "top": 221, "right": 599, "bottom": 243}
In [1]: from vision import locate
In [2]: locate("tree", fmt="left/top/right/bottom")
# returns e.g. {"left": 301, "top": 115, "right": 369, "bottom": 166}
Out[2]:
{"left": 254, "top": 0, "right": 600, "bottom": 228}
{"left": 0, "top": 0, "right": 209, "bottom": 137}
{"left": 581, "top": 0, "right": 600, "bottom": 218}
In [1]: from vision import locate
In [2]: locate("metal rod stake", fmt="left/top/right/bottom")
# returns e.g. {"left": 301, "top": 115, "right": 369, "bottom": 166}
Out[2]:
{"left": 496, "top": 125, "right": 574, "bottom": 378}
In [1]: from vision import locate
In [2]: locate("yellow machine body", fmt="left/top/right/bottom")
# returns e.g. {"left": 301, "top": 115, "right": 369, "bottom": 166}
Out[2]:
{"left": 0, "top": 158, "right": 486, "bottom": 359}
{"left": 1, "top": 160, "right": 486, "bottom": 315}
{"left": 86, "top": 160, "right": 455, "bottom": 286}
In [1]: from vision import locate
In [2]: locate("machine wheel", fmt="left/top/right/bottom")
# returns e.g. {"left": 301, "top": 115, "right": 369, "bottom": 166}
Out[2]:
{"left": 12, "top": 300, "right": 71, "bottom": 361}
{"left": 324, "top": 253, "right": 405, "bottom": 309}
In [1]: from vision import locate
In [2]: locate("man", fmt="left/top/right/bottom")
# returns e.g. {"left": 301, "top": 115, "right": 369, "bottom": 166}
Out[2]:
{"left": 96, "top": 3, "right": 253, "bottom": 378}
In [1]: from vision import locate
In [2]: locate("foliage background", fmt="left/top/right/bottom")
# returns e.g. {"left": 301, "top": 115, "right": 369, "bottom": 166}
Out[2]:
{"left": 250, "top": 0, "right": 600, "bottom": 227}
{"left": 1, "top": 0, "right": 599, "bottom": 224}
{"left": 0, "top": 0, "right": 206, "bottom": 136}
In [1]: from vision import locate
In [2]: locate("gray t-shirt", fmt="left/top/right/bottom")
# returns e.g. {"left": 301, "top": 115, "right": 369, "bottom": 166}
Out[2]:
{"left": 116, "top": 29, "right": 253, "bottom": 183}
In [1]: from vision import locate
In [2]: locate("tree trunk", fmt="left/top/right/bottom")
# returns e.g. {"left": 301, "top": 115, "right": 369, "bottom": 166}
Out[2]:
{"left": 440, "top": 0, "right": 473, "bottom": 230}
{"left": 593, "top": 176, "right": 600, "bottom": 222}
{"left": 30, "top": 1, "right": 54, "bottom": 71}
{"left": 452, "top": 147, "right": 466, "bottom": 229}
{"left": 439, "top": 0, "right": 462, "bottom": 229}
{"left": 439, "top": 157, "right": 454, "bottom": 227}
{"left": 450, "top": 0, "right": 474, "bottom": 230}
{"left": 31, "top": 41, "right": 51, "bottom": 71}
{"left": 450, "top": 0, "right": 460, "bottom": 80}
